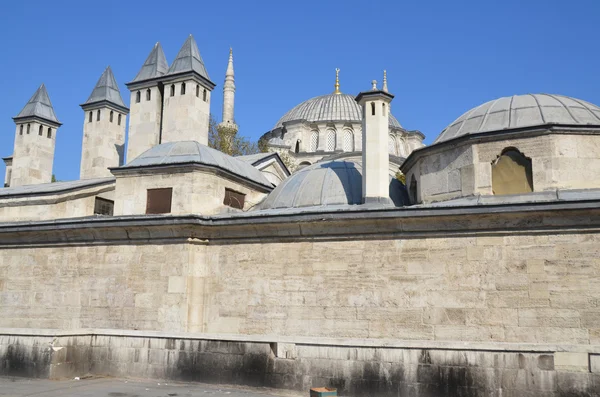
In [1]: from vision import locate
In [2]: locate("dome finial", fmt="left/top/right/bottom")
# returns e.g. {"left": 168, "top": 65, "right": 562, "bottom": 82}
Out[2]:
{"left": 334, "top": 68, "right": 341, "bottom": 94}
{"left": 371, "top": 80, "right": 378, "bottom": 90}
{"left": 382, "top": 70, "right": 388, "bottom": 93}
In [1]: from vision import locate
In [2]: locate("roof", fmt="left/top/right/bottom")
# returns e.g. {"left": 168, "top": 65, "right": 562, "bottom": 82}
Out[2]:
{"left": 129, "top": 42, "right": 169, "bottom": 84}
{"left": 274, "top": 93, "right": 403, "bottom": 129}
{"left": 167, "top": 35, "right": 211, "bottom": 81}
{"left": 435, "top": 94, "right": 600, "bottom": 144}
{"left": 120, "top": 141, "right": 273, "bottom": 189}
{"left": 257, "top": 159, "right": 407, "bottom": 210}
{"left": 236, "top": 152, "right": 291, "bottom": 177}
{"left": 82, "top": 66, "right": 128, "bottom": 111}
{"left": 0, "top": 177, "right": 114, "bottom": 198}
{"left": 13, "top": 84, "right": 60, "bottom": 125}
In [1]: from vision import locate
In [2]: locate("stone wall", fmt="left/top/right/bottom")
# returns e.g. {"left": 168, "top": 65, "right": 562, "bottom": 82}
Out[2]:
{"left": 126, "top": 85, "right": 162, "bottom": 163}
{"left": 11, "top": 121, "right": 57, "bottom": 187}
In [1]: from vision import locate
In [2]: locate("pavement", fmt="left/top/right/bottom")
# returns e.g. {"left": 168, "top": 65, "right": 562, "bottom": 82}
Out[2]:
{"left": 0, "top": 377, "right": 305, "bottom": 397}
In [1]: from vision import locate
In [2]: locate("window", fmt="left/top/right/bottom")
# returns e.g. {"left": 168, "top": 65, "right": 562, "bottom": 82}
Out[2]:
{"left": 146, "top": 188, "right": 173, "bottom": 214}
{"left": 181, "top": 82, "right": 186, "bottom": 95}
{"left": 343, "top": 130, "right": 354, "bottom": 152}
{"left": 27, "top": 124, "right": 30, "bottom": 134}
{"left": 326, "top": 130, "right": 336, "bottom": 151}
{"left": 146, "top": 88, "right": 151, "bottom": 101}
{"left": 203, "top": 89, "right": 207, "bottom": 102}
{"left": 388, "top": 135, "right": 397, "bottom": 155}
{"left": 118, "top": 114, "right": 122, "bottom": 126}
{"left": 295, "top": 140, "right": 300, "bottom": 153}
{"left": 38, "top": 125, "right": 43, "bottom": 136}
{"left": 110, "top": 111, "right": 114, "bottom": 123}
{"left": 89, "top": 111, "right": 93, "bottom": 123}
{"left": 170, "top": 85, "right": 175, "bottom": 97}
{"left": 19, "top": 125, "right": 23, "bottom": 135}
{"left": 94, "top": 197, "right": 114, "bottom": 216}
{"left": 97, "top": 110, "right": 101, "bottom": 121}
{"left": 196, "top": 85, "right": 200, "bottom": 97}
{"left": 309, "top": 131, "right": 319, "bottom": 152}
{"left": 409, "top": 175, "right": 418, "bottom": 205}
{"left": 47, "top": 127, "right": 52, "bottom": 139}
{"left": 223, "top": 188, "right": 245, "bottom": 210}
{"left": 136, "top": 91, "right": 141, "bottom": 103}
{"left": 371, "top": 102, "right": 375, "bottom": 116}
{"left": 492, "top": 148, "right": 533, "bottom": 195}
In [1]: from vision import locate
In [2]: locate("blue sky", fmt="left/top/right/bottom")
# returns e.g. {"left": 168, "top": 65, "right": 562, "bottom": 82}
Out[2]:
{"left": 1, "top": 0, "right": 599, "bottom": 182}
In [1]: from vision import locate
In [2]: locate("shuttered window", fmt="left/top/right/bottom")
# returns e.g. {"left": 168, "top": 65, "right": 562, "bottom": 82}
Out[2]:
{"left": 94, "top": 197, "right": 114, "bottom": 216}
{"left": 146, "top": 188, "right": 173, "bottom": 214}
{"left": 223, "top": 188, "right": 245, "bottom": 210}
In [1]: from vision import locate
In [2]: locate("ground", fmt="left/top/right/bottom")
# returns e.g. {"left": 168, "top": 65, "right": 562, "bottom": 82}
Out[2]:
{"left": 0, "top": 377, "right": 304, "bottom": 397}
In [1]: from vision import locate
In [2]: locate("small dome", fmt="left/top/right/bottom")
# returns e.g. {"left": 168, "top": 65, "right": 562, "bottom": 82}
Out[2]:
{"left": 122, "top": 141, "right": 272, "bottom": 188}
{"left": 435, "top": 94, "right": 600, "bottom": 144}
{"left": 258, "top": 159, "right": 407, "bottom": 210}
{"left": 275, "top": 93, "right": 403, "bottom": 129}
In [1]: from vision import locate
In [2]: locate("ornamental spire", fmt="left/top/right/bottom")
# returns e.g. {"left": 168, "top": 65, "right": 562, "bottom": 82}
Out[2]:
{"left": 382, "top": 70, "right": 388, "bottom": 93}
{"left": 334, "top": 68, "right": 341, "bottom": 94}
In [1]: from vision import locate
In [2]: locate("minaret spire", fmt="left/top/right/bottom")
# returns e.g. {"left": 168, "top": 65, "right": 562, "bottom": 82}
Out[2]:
{"left": 382, "top": 70, "right": 388, "bottom": 93}
{"left": 333, "top": 68, "right": 341, "bottom": 94}
{"left": 217, "top": 48, "right": 239, "bottom": 154}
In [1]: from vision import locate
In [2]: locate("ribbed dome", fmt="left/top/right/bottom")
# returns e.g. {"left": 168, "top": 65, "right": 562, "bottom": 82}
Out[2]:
{"left": 258, "top": 159, "right": 407, "bottom": 210}
{"left": 435, "top": 94, "right": 600, "bottom": 144}
{"left": 275, "top": 93, "right": 402, "bottom": 129}
{"left": 122, "top": 141, "right": 272, "bottom": 188}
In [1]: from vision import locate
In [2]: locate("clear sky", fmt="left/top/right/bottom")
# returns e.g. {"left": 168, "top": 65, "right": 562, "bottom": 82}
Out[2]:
{"left": 1, "top": 0, "right": 599, "bottom": 182}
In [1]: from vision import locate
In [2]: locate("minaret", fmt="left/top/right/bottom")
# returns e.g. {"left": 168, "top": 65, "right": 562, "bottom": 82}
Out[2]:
{"left": 217, "top": 48, "right": 239, "bottom": 153}
{"left": 80, "top": 66, "right": 129, "bottom": 179}
{"left": 161, "top": 34, "right": 216, "bottom": 145}
{"left": 10, "top": 84, "right": 61, "bottom": 187}
{"left": 126, "top": 42, "right": 169, "bottom": 162}
{"left": 355, "top": 80, "right": 394, "bottom": 204}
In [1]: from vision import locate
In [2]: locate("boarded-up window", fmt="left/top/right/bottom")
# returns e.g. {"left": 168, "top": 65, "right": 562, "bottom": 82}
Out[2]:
{"left": 146, "top": 188, "right": 173, "bottom": 214}
{"left": 492, "top": 148, "right": 533, "bottom": 195}
{"left": 223, "top": 188, "right": 245, "bottom": 210}
{"left": 94, "top": 197, "right": 114, "bottom": 216}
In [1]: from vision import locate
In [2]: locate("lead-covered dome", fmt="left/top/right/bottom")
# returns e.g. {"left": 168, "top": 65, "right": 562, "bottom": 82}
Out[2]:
{"left": 435, "top": 94, "right": 600, "bottom": 144}
{"left": 258, "top": 159, "right": 407, "bottom": 210}
{"left": 275, "top": 93, "right": 403, "bottom": 129}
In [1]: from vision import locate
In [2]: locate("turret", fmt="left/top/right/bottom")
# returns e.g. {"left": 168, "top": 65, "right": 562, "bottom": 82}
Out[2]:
{"left": 355, "top": 80, "right": 394, "bottom": 204}
{"left": 217, "top": 48, "right": 239, "bottom": 153}
{"left": 80, "top": 66, "right": 129, "bottom": 179}
{"left": 126, "top": 42, "right": 169, "bottom": 162}
{"left": 161, "top": 35, "right": 215, "bottom": 145}
{"left": 10, "top": 84, "right": 61, "bottom": 187}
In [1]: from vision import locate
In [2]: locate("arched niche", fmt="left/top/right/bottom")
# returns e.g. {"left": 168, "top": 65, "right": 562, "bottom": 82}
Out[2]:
{"left": 491, "top": 148, "right": 533, "bottom": 195}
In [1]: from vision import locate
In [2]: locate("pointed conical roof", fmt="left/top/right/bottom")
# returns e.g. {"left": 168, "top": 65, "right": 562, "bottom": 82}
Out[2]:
{"left": 82, "top": 66, "right": 128, "bottom": 110}
{"left": 130, "top": 42, "right": 169, "bottom": 84}
{"left": 13, "top": 84, "right": 61, "bottom": 125}
{"left": 167, "top": 35, "right": 211, "bottom": 81}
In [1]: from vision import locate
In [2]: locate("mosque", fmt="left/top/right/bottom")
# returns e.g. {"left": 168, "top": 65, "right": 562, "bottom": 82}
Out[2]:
{"left": 1, "top": 35, "right": 600, "bottom": 396}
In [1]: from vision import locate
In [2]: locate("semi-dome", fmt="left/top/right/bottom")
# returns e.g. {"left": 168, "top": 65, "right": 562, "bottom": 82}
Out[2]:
{"left": 274, "top": 93, "right": 403, "bottom": 129}
{"left": 435, "top": 94, "right": 600, "bottom": 144}
{"left": 258, "top": 159, "right": 407, "bottom": 210}
{"left": 121, "top": 141, "right": 272, "bottom": 188}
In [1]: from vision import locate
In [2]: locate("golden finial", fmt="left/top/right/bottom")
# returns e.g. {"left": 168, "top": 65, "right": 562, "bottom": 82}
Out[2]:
{"left": 334, "top": 68, "right": 341, "bottom": 94}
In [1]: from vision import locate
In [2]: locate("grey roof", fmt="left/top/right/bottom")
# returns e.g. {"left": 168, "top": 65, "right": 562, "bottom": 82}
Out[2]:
{"left": 0, "top": 177, "right": 114, "bottom": 198}
{"left": 258, "top": 159, "right": 407, "bottom": 210}
{"left": 121, "top": 141, "right": 272, "bottom": 188}
{"left": 130, "top": 42, "right": 169, "bottom": 84}
{"left": 235, "top": 152, "right": 276, "bottom": 165}
{"left": 274, "top": 93, "right": 402, "bottom": 129}
{"left": 435, "top": 94, "right": 600, "bottom": 144}
{"left": 82, "top": 66, "right": 127, "bottom": 110}
{"left": 167, "top": 35, "right": 210, "bottom": 80}
{"left": 13, "top": 84, "right": 60, "bottom": 125}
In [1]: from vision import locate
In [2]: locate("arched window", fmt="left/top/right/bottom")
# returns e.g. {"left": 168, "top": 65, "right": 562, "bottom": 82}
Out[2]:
{"left": 89, "top": 111, "right": 93, "bottom": 123}
{"left": 388, "top": 135, "right": 397, "bottom": 155}
{"left": 371, "top": 102, "right": 375, "bottom": 116}
{"left": 492, "top": 148, "right": 533, "bottom": 195}
{"left": 181, "top": 82, "right": 186, "bottom": 95}
{"left": 382, "top": 103, "right": 386, "bottom": 113}
{"left": 110, "top": 111, "right": 114, "bottom": 123}
{"left": 196, "top": 85, "right": 200, "bottom": 97}
{"left": 38, "top": 125, "right": 43, "bottom": 136}
{"left": 343, "top": 130, "right": 354, "bottom": 152}
{"left": 19, "top": 125, "right": 23, "bottom": 135}
{"left": 146, "top": 89, "right": 151, "bottom": 101}
{"left": 203, "top": 89, "right": 207, "bottom": 102}
{"left": 118, "top": 114, "right": 122, "bottom": 126}
{"left": 397, "top": 138, "right": 407, "bottom": 157}
{"left": 27, "top": 124, "right": 30, "bottom": 134}
{"left": 170, "top": 85, "right": 175, "bottom": 97}
{"left": 409, "top": 175, "right": 418, "bottom": 205}
{"left": 295, "top": 140, "right": 300, "bottom": 153}
{"left": 309, "top": 131, "right": 319, "bottom": 152}
{"left": 47, "top": 127, "right": 52, "bottom": 139}
{"left": 97, "top": 109, "right": 101, "bottom": 121}
{"left": 136, "top": 91, "right": 141, "bottom": 103}
{"left": 326, "top": 130, "right": 336, "bottom": 151}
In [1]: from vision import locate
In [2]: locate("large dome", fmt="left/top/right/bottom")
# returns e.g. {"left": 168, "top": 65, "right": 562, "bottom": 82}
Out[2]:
{"left": 258, "top": 159, "right": 407, "bottom": 210}
{"left": 274, "top": 93, "right": 403, "bottom": 129}
{"left": 435, "top": 94, "right": 600, "bottom": 144}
